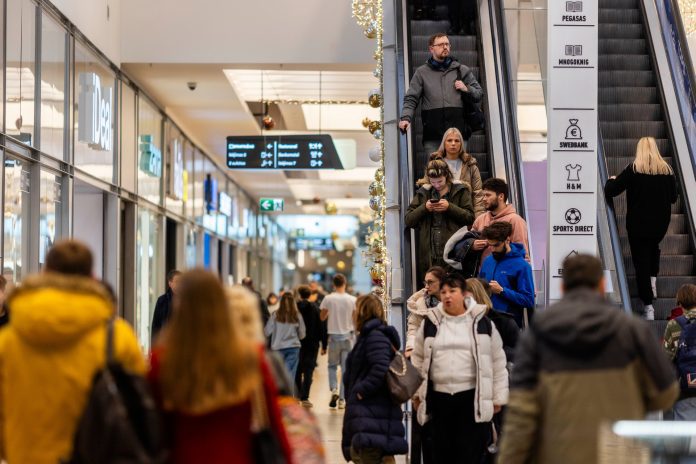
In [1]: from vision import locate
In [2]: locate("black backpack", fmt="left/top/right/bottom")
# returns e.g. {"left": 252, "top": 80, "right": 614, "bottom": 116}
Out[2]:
{"left": 66, "top": 319, "right": 168, "bottom": 464}
{"left": 456, "top": 66, "right": 485, "bottom": 133}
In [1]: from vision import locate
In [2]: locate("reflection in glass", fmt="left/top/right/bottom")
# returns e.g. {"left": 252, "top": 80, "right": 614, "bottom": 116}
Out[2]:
{"left": 40, "top": 13, "right": 67, "bottom": 159}
{"left": 185, "top": 227, "right": 197, "bottom": 268}
{"left": 6, "top": 0, "right": 36, "bottom": 146}
{"left": 138, "top": 98, "right": 162, "bottom": 205}
{"left": 135, "top": 208, "right": 162, "bottom": 351}
{"left": 74, "top": 43, "right": 116, "bottom": 183}
{"left": 39, "top": 170, "right": 62, "bottom": 268}
{"left": 4, "top": 158, "right": 30, "bottom": 284}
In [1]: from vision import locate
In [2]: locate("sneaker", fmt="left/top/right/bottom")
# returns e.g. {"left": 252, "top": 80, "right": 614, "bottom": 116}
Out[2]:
{"left": 301, "top": 400, "right": 313, "bottom": 408}
{"left": 329, "top": 390, "right": 339, "bottom": 409}
{"left": 651, "top": 276, "right": 658, "bottom": 299}
{"left": 645, "top": 304, "right": 655, "bottom": 321}
{"left": 338, "top": 399, "right": 346, "bottom": 409}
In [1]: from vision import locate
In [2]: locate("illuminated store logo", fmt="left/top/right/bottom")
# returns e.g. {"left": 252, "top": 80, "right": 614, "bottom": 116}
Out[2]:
{"left": 78, "top": 72, "right": 113, "bottom": 151}
{"left": 139, "top": 134, "right": 162, "bottom": 177}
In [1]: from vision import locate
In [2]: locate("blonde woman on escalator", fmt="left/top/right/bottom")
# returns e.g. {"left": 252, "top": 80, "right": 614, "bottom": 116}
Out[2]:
{"left": 604, "top": 136, "right": 677, "bottom": 320}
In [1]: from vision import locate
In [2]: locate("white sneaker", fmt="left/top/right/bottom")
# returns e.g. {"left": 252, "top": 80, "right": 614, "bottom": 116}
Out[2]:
{"left": 338, "top": 399, "right": 346, "bottom": 409}
{"left": 644, "top": 304, "right": 655, "bottom": 321}
{"left": 651, "top": 276, "right": 658, "bottom": 299}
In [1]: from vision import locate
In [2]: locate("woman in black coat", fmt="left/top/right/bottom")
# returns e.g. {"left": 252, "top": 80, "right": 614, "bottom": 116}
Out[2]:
{"left": 342, "top": 294, "right": 408, "bottom": 464}
{"left": 605, "top": 136, "right": 677, "bottom": 320}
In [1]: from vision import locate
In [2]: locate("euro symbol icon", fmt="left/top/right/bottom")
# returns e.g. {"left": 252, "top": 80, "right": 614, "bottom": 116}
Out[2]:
{"left": 565, "top": 119, "right": 582, "bottom": 140}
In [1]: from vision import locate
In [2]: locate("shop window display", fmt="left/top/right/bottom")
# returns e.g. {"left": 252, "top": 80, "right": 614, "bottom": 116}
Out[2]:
{"left": 40, "top": 13, "right": 67, "bottom": 160}
{"left": 135, "top": 208, "right": 163, "bottom": 350}
{"left": 3, "top": 157, "right": 31, "bottom": 283}
{"left": 39, "top": 170, "right": 62, "bottom": 267}
{"left": 137, "top": 97, "right": 163, "bottom": 205}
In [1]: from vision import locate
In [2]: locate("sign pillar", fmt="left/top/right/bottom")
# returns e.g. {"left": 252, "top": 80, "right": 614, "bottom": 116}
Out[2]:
{"left": 547, "top": 0, "right": 599, "bottom": 300}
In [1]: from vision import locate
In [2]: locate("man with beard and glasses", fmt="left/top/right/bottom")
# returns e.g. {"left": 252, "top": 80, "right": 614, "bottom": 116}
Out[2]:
{"left": 479, "top": 222, "right": 534, "bottom": 328}
{"left": 470, "top": 178, "right": 529, "bottom": 264}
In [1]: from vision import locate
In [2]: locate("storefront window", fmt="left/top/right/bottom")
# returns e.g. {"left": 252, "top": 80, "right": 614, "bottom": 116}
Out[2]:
{"left": 6, "top": 0, "right": 37, "bottom": 146}
{"left": 39, "top": 170, "right": 63, "bottom": 267}
{"left": 185, "top": 226, "right": 197, "bottom": 268}
{"left": 3, "top": 157, "right": 31, "bottom": 284}
{"left": 120, "top": 83, "right": 137, "bottom": 192}
{"left": 165, "top": 123, "right": 184, "bottom": 215}
{"left": 74, "top": 43, "right": 116, "bottom": 183}
{"left": 138, "top": 97, "right": 162, "bottom": 205}
{"left": 193, "top": 149, "right": 205, "bottom": 222}
{"left": 135, "top": 208, "right": 163, "bottom": 350}
{"left": 40, "top": 13, "right": 67, "bottom": 160}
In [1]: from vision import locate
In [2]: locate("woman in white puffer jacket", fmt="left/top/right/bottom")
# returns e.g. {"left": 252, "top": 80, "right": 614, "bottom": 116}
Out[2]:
{"left": 404, "top": 266, "right": 446, "bottom": 357}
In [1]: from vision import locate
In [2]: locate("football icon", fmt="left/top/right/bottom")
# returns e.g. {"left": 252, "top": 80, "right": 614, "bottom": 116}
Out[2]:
{"left": 565, "top": 208, "right": 582, "bottom": 225}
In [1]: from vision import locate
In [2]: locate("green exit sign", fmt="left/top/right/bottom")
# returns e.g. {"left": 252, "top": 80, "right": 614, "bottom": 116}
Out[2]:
{"left": 260, "top": 198, "right": 284, "bottom": 212}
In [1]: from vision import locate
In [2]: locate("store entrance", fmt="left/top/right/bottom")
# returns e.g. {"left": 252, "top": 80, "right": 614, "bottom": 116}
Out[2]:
{"left": 73, "top": 179, "right": 106, "bottom": 278}
{"left": 165, "top": 218, "right": 178, "bottom": 276}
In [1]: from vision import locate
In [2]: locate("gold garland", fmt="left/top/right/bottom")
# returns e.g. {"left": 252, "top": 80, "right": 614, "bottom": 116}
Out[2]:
{"left": 352, "top": 0, "right": 389, "bottom": 311}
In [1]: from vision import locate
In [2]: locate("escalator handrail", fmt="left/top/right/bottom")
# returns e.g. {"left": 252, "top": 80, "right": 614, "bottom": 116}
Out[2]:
{"left": 597, "top": 129, "right": 633, "bottom": 314}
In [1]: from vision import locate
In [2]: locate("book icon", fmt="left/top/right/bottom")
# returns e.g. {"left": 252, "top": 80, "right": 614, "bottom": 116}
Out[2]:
{"left": 566, "top": 1, "right": 583, "bottom": 12}
{"left": 564, "top": 45, "right": 583, "bottom": 56}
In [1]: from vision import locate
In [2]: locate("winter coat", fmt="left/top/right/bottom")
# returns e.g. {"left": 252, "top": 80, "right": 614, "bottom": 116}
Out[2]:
{"left": 341, "top": 318, "right": 408, "bottom": 461}
{"left": 401, "top": 59, "right": 484, "bottom": 142}
{"left": 405, "top": 181, "right": 475, "bottom": 280}
{"left": 604, "top": 164, "right": 677, "bottom": 239}
{"left": 411, "top": 304, "right": 509, "bottom": 426}
{"left": 479, "top": 243, "right": 535, "bottom": 323}
{"left": 405, "top": 289, "right": 440, "bottom": 351}
{"left": 499, "top": 288, "right": 678, "bottom": 464}
{"left": 297, "top": 300, "right": 327, "bottom": 351}
{"left": 418, "top": 153, "right": 485, "bottom": 217}
{"left": 487, "top": 309, "right": 520, "bottom": 363}
{"left": 151, "top": 288, "right": 173, "bottom": 343}
{"left": 0, "top": 273, "right": 146, "bottom": 464}
{"left": 471, "top": 203, "right": 530, "bottom": 263}
{"left": 443, "top": 227, "right": 482, "bottom": 277}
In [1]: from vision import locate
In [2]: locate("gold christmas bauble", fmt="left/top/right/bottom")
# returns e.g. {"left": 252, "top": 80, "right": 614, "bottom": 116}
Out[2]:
{"left": 362, "top": 117, "right": 372, "bottom": 128}
{"left": 369, "top": 196, "right": 381, "bottom": 211}
{"left": 368, "top": 120, "right": 381, "bottom": 134}
{"left": 364, "top": 25, "right": 377, "bottom": 39}
{"left": 373, "top": 50, "right": 380, "bottom": 60}
{"left": 368, "top": 181, "right": 384, "bottom": 196}
{"left": 324, "top": 201, "right": 338, "bottom": 215}
{"left": 374, "top": 168, "right": 384, "bottom": 182}
{"left": 368, "top": 90, "right": 382, "bottom": 108}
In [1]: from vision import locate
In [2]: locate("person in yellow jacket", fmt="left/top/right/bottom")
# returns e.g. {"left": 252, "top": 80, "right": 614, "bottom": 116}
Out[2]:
{"left": 0, "top": 240, "right": 146, "bottom": 464}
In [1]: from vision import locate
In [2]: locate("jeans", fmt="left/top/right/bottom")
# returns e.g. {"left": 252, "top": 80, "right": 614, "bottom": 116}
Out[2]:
{"left": 674, "top": 397, "right": 696, "bottom": 421}
{"left": 277, "top": 347, "right": 300, "bottom": 384}
{"left": 295, "top": 345, "right": 319, "bottom": 401}
{"left": 328, "top": 333, "right": 354, "bottom": 399}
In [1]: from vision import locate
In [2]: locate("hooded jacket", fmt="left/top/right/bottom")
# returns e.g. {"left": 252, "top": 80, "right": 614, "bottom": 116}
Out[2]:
{"left": 405, "top": 181, "right": 474, "bottom": 279}
{"left": 443, "top": 227, "right": 482, "bottom": 277}
{"left": 342, "top": 319, "right": 408, "bottom": 460}
{"left": 405, "top": 289, "right": 440, "bottom": 351}
{"left": 411, "top": 304, "right": 508, "bottom": 426}
{"left": 401, "top": 59, "right": 484, "bottom": 142}
{"left": 471, "top": 203, "right": 530, "bottom": 263}
{"left": 499, "top": 288, "right": 678, "bottom": 464}
{"left": 479, "top": 242, "right": 535, "bottom": 321}
{"left": 0, "top": 273, "right": 146, "bottom": 464}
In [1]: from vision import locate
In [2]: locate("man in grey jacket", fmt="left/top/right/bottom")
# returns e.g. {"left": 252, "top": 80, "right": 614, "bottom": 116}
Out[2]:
{"left": 399, "top": 32, "right": 483, "bottom": 154}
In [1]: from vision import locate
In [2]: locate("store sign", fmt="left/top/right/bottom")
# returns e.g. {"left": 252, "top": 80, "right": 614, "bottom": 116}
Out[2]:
{"left": 293, "top": 237, "right": 334, "bottom": 251}
{"left": 77, "top": 72, "right": 113, "bottom": 151}
{"left": 547, "top": 0, "right": 598, "bottom": 300}
{"left": 219, "top": 192, "right": 232, "bottom": 216}
{"left": 204, "top": 175, "right": 218, "bottom": 214}
{"left": 259, "top": 198, "right": 284, "bottom": 212}
{"left": 226, "top": 134, "right": 343, "bottom": 170}
{"left": 139, "top": 134, "right": 162, "bottom": 177}
{"left": 169, "top": 138, "right": 184, "bottom": 200}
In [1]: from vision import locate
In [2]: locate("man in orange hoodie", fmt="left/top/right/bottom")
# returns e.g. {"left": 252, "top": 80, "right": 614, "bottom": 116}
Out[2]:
{"left": 471, "top": 178, "right": 530, "bottom": 263}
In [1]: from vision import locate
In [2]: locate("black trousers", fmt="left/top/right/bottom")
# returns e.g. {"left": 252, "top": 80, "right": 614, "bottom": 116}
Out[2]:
{"left": 410, "top": 419, "right": 435, "bottom": 464}
{"left": 429, "top": 390, "right": 490, "bottom": 464}
{"left": 628, "top": 234, "right": 662, "bottom": 305}
{"left": 295, "top": 345, "right": 319, "bottom": 400}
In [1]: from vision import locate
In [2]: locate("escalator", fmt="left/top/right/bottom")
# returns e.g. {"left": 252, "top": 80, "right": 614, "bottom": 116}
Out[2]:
{"left": 407, "top": 5, "right": 492, "bottom": 183}
{"left": 599, "top": 0, "right": 695, "bottom": 335}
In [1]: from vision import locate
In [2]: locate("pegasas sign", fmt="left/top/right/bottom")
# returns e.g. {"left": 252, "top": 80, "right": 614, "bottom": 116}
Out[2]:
{"left": 78, "top": 72, "right": 113, "bottom": 151}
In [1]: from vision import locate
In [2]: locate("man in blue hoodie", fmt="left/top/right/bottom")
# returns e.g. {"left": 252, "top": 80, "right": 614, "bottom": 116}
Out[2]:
{"left": 479, "top": 222, "right": 535, "bottom": 328}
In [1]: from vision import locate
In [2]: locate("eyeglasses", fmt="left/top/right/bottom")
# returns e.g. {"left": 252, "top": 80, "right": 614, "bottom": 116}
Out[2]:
{"left": 424, "top": 280, "right": 437, "bottom": 286}
{"left": 432, "top": 42, "right": 451, "bottom": 48}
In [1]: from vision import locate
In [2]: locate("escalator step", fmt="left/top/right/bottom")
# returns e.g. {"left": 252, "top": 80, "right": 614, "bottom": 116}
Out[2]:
{"left": 599, "top": 8, "right": 641, "bottom": 23}
{"left": 598, "top": 54, "right": 651, "bottom": 71}
{"left": 599, "top": 103, "right": 662, "bottom": 121}
{"left": 631, "top": 298, "right": 677, "bottom": 320}
{"left": 648, "top": 320, "right": 669, "bottom": 339}
{"left": 628, "top": 276, "right": 696, "bottom": 299}
{"left": 599, "top": 70, "right": 655, "bottom": 86}
{"left": 600, "top": 121, "right": 667, "bottom": 138}
{"left": 616, "top": 214, "right": 687, "bottom": 235}
{"left": 407, "top": 5, "right": 450, "bottom": 19}
{"left": 599, "top": 87, "right": 658, "bottom": 104}
{"left": 620, "top": 234, "right": 691, "bottom": 256}
{"left": 410, "top": 20, "right": 451, "bottom": 36}
{"left": 599, "top": 39, "right": 648, "bottom": 54}
{"left": 410, "top": 35, "right": 478, "bottom": 52}
{"left": 602, "top": 138, "right": 671, "bottom": 158}
{"left": 623, "top": 254, "right": 694, "bottom": 276}
{"left": 599, "top": 24, "right": 644, "bottom": 39}
{"left": 599, "top": 0, "right": 640, "bottom": 9}
{"left": 412, "top": 51, "right": 478, "bottom": 68}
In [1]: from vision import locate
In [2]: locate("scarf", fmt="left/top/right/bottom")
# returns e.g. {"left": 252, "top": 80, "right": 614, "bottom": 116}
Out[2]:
{"left": 427, "top": 56, "right": 453, "bottom": 71}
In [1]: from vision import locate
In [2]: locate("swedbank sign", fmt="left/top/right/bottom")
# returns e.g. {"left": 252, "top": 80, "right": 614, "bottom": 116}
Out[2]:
{"left": 78, "top": 72, "right": 113, "bottom": 151}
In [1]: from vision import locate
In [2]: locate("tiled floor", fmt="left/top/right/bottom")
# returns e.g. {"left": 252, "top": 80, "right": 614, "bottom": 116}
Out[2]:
{"left": 310, "top": 354, "right": 407, "bottom": 464}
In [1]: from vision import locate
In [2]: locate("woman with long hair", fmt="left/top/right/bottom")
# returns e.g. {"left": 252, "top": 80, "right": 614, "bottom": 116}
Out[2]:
{"left": 405, "top": 157, "right": 475, "bottom": 280}
{"left": 418, "top": 128, "right": 485, "bottom": 216}
{"left": 148, "top": 269, "right": 292, "bottom": 463}
{"left": 605, "top": 136, "right": 677, "bottom": 320}
{"left": 265, "top": 292, "right": 306, "bottom": 380}
{"left": 341, "top": 294, "right": 408, "bottom": 463}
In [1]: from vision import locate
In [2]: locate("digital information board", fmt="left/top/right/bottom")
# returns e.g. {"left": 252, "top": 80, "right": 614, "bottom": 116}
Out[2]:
{"left": 226, "top": 134, "right": 343, "bottom": 170}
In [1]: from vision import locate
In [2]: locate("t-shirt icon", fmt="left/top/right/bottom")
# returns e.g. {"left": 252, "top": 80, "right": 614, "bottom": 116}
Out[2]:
{"left": 566, "top": 164, "right": 581, "bottom": 181}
